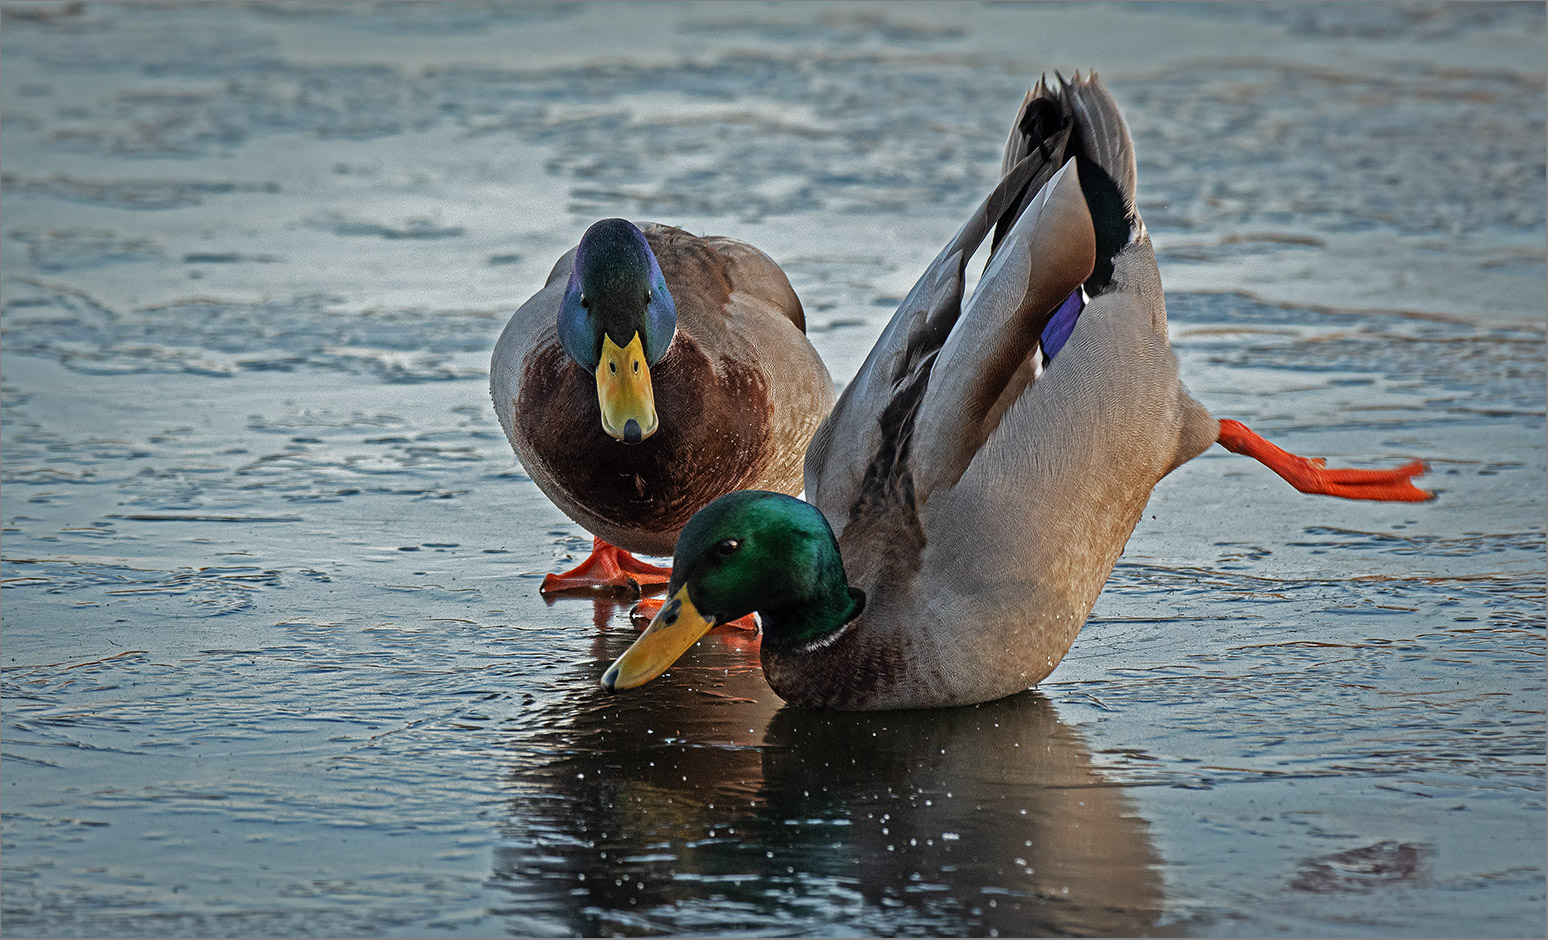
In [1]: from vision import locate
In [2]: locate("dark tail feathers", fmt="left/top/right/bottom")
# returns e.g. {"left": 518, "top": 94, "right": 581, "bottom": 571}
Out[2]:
{"left": 993, "top": 71, "right": 1138, "bottom": 295}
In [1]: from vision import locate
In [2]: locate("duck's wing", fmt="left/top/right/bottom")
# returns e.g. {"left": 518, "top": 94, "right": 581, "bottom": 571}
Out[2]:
{"left": 804, "top": 74, "right": 1131, "bottom": 535}
{"left": 692, "top": 229, "right": 837, "bottom": 494}
{"left": 694, "top": 233, "right": 808, "bottom": 332}
{"left": 490, "top": 245, "right": 578, "bottom": 446}
{"left": 909, "top": 158, "right": 1097, "bottom": 497}
{"left": 639, "top": 224, "right": 807, "bottom": 335}
{"left": 642, "top": 224, "right": 835, "bottom": 502}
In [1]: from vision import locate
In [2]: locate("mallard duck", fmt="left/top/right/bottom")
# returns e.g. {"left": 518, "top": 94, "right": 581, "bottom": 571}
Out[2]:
{"left": 601, "top": 73, "right": 1431, "bottom": 709}
{"left": 491, "top": 219, "right": 835, "bottom": 593}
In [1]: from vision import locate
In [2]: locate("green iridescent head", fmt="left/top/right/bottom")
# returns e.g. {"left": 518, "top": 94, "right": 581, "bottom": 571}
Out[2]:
{"left": 601, "top": 491, "right": 864, "bottom": 693}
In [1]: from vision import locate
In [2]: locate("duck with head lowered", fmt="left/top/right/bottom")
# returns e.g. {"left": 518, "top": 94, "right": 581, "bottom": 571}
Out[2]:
{"left": 491, "top": 218, "right": 835, "bottom": 594}
{"left": 601, "top": 73, "right": 1431, "bottom": 710}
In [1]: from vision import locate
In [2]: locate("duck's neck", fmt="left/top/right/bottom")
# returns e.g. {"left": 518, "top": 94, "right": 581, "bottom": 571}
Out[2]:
{"left": 759, "top": 555, "right": 865, "bottom": 652}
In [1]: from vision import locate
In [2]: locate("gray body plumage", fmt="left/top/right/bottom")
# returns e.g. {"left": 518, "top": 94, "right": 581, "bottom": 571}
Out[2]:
{"left": 774, "top": 74, "right": 1218, "bottom": 709}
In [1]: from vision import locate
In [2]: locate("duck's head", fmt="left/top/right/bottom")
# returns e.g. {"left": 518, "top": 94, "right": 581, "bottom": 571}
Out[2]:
{"left": 557, "top": 219, "right": 678, "bottom": 444}
{"left": 601, "top": 490, "right": 864, "bottom": 692}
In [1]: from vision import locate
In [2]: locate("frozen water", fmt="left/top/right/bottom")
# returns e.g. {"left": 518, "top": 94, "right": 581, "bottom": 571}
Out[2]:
{"left": 3, "top": 2, "right": 1543, "bottom": 936}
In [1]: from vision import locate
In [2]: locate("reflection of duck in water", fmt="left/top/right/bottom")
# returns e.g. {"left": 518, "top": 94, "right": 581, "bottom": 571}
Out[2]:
{"left": 761, "top": 692, "right": 1163, "bottom": 937}
{"left": 490, "top": 219, "right": 834, "bottom": 595}
{"left": 495, "top": 677, "right": 1161, "bottom": 937}
{"left": 605, "top": 74, "right": 1431, "bottom": 709}
{"left": 493, "top": 648, "right": 783, "bottom": 937}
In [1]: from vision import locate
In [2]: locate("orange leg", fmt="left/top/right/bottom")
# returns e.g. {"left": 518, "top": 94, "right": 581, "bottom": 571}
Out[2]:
{"left": 540, "top": 537, "right": 672, "bottom": 596}
{"left": 1216, "top": 419, "right": 1433, "bottom": 502}
{"left": 630, "top": 595, "right": 759, "bottom": 633}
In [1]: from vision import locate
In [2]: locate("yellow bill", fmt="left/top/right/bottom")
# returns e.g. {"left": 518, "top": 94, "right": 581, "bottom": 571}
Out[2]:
{"left": 600, "top": 586, "right": 715, "bottom": 692}
{"left": 595, "top": 332, "right": 658, "bottom": 444}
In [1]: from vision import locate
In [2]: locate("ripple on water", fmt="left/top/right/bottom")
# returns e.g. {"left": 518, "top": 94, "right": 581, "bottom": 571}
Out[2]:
{"left": 0, "top": 172, "right": 280, "bottom": 210}
{"left": 2, "top": 281, "right": 503, "bottom": 382}
{"left": 3, "top": 557, "right": 285, "bottom": 616}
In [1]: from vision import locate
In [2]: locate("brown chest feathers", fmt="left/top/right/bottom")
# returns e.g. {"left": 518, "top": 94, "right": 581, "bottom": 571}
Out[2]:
{"left": 516, "top": 337, "right": 773, "bottom": 539}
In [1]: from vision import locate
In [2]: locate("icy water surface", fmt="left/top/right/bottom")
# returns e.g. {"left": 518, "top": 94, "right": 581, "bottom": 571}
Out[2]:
{"left": 2, "top": 2, "right": 1544, "bottom": 936}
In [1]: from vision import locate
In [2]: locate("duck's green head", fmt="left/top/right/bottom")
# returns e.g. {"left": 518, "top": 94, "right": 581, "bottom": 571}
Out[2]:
{"left": 601, "top": 490, "right": 864, "bottom": 693}
{"left": 557, "top": 219, "right": 678, "bottom": 444}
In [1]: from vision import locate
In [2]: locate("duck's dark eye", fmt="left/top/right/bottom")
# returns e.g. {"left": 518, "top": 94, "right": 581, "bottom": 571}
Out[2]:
{"left": 579, "top": 294, "right": 589, "bottom": 309}
{"left": 645, "top": 291, "right": 652, "bottom": 305}
{"left": 715, "top": 538, "right": 742, "bottom": 557}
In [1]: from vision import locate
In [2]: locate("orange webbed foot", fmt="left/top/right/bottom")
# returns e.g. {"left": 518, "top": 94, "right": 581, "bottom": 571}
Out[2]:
{"left": 1216, "top": 419, "right": 1434, "bottom": 502}
{"left": 540, "top": 537, "right": 673, "bottom": 596}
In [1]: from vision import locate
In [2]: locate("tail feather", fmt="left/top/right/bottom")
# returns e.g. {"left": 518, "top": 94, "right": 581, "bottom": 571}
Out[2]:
{"left": 1062, "top": 72, "right": 1137, "bottom": 214}
{"left": 994, "top": 72, "right": 1138, "bottom": 294}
